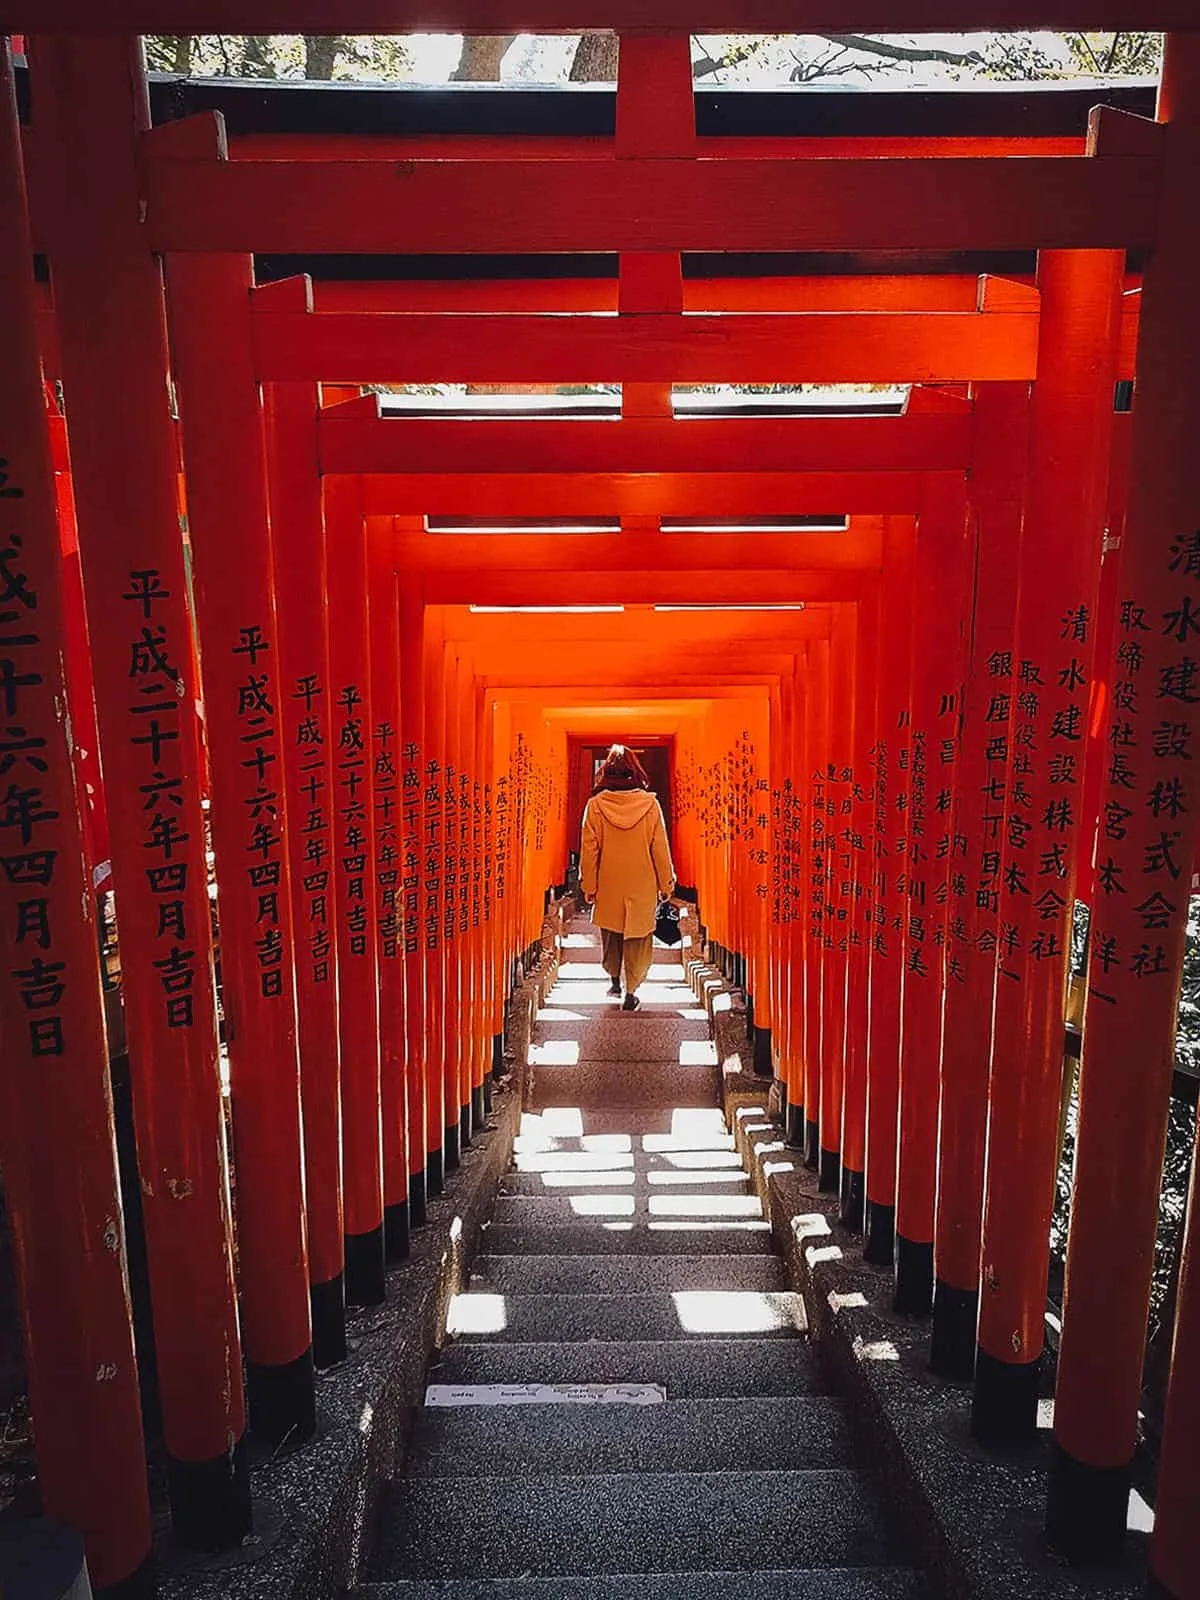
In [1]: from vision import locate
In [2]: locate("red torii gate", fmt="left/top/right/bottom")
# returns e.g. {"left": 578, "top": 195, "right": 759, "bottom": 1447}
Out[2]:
{"left": 0, "top": 14, "right": 1199, "bottom": 1600}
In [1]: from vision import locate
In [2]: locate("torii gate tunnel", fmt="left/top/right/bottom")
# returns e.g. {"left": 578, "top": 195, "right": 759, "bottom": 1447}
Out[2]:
{"left": 1, "top": 7, "right": 1200, "bottom": 1597}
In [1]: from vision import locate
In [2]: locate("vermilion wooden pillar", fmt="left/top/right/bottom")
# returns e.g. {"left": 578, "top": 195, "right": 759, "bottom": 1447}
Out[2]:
{"left": 30, "top": 34, "right": 253, "bottom": 1550}
{"left": 0, "top": 41, "right": 152, "bottom": 1590}
{"left": 443, "top": 648, "right": 468, "bottom": 1148}
{"left": 1049, "top": 43, "right": 1200, "bottom": 1574}
{"left": 398, "top": 583, "right": 431, "bottom": 1215}
{"left": 931, "top": 381, "right": 1024, "bottom": 1380}
{"left": 369, "top": 532, "right": 410, "bottom": 1260}
{"left": 262, "top": 358, "right": 346, "bottom": 1369}
{"left": 895, "top": 475, "right": 970, "bottom": 1315}
{"left": 842, "top": 591, "right": 880, "bottom": 1229}
{"left": 820, "top": 606, "right": 856, "bottom": 1192}
{"left": 169, "top": 247, "right": 319, "bottom": 1448}
{"left": 973, "top": 250, "right": 1122, "bottom": 1443}
{"left": 804, "top": 637, "right": 831, "bottom": 1167}
{"left": 423, "top": 616, "right": 455, "bottom": 1172}
{"left": 784, "top": 662, "right": 810, "bottom": 1146}
{"left": 325, "top": 474, "right": 386, "bottom": 1304}
{"left": 863, "top": 520, "right": 915, "bottom": 1263}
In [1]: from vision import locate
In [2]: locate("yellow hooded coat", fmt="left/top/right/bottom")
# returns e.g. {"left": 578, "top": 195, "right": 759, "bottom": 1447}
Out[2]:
{"left": 580, "top": 788, "right": 676, "bottom": 939}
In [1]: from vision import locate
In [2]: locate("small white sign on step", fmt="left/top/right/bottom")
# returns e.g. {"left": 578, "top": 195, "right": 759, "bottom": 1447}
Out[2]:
{"left": 423, "top": 1382, "right": 666, "bottom": 1408}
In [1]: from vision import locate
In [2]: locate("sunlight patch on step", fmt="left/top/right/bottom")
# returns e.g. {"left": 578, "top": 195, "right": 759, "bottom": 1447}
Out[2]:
{"left": 530, "top": 1040, "right": 582, "bottom": 1066}
{"left": 852, "top": 1336, "right": 900, "bottom": 1363}
{"left": 425, "top": 1381, "right": 666, "bottom": 1408}
{"left": 535, "top": 1170, "right": 635, "bottom": 1189}
{"left": 648, "top": 1193, "right": 763, "bottom": 1217}
{"left": 679, "top": 1041, "right": 719, "bottom": 1066}
{"left": 569, "top": 1194, "right": 637, "bottom": 1216}
{"left": 671, "top": 1290, "right": 806, "bottom": 1335}
{"left": 446, "top": 1293, "right": 508, "bottom": 1335}
{"left": 514, "top": 1150, "right": 636, "bottom": 1172}
{"left": 657, "top": 1150, "right": 744, "bottom": 1169}
{"left": 645, "top": 1219, "right": 771, "bottom": 1234}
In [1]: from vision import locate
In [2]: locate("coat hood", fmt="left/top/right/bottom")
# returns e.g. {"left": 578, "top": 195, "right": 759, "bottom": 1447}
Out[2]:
{"left": 588, "top": 789, "right": 658, "bottom": 830}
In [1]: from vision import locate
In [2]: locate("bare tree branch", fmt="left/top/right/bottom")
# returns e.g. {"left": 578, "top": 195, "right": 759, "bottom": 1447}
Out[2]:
{"left": 814, "top": 33, "right": 983, "bottom": 67}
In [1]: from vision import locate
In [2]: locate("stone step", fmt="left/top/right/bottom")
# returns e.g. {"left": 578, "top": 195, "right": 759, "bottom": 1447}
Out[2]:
{"left": 501, "top": 1167, "right": 752, "bottom": 1197}
{"left": 370, "top": 1469, "right": 892, "bottom": 1580}
{"left": 445, "top": 1289, "right": 806, "bottom": 1342}
{"left": 528, "top": 1062, "right": 722, "bottom": 1111}
{"left": 357, "top": 1569, "right": 923, "bottom": 1600}
{"left": 516, "top": 1106, "right": 733, "bottom": 1144}
{"left": 491, "top": 1191, "right": 763, "bottom": 1226}
{"left": 534, "top": 1017, "right": 714, "bottom": 1061}
{"left": 429, "top": 1337, "right": 829, "bottom": 1399}
{"left": 403, "top": 1396, "right": 853, "bottom": 1478}
{"left": 480, "top": 1222, "right": 773, "bottom": 1256}
{"left": 511, "top": 1148, "right": 746, "bottom": 1174}
{"left": 470, "top": 1253, "right": 782, "bottom": 1295}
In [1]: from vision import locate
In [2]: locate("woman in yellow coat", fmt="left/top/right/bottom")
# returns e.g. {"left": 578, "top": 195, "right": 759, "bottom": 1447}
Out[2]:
{"left": 580, "top": 745, "right": 676, "bottom": 1012}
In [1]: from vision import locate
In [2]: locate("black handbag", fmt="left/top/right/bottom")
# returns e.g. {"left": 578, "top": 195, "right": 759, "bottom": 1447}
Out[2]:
{"left": 654, "top": 900, "right": 682, "bottom": 946}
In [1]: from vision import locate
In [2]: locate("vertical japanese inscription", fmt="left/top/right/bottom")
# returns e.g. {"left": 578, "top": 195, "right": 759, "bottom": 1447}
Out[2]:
{"left": 0, "top": 513, "right": 70, "bottom": 1058}
{"left": 120, "top": 565, "right": 199, "bottom": 1033}
{"left": 234, "top": 623, "right": 286, "bottom": 1003}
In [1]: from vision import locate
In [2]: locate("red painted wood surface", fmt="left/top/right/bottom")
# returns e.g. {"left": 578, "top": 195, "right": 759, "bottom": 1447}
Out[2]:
{"left": 169, "top": 248, "right": 316, "bottom": 1400}
{"left": 0, "top": 41, "right": 151, "bottom": 1589}
{"left": 140, "top": 152, "right": 1158, "bottom": 256}
{"left": 28, "top": 31, "right": 249, "bottom": 1510}
{"left": 264, "top": 375, "right": 348, "bottom": 1340}
{"left": 975, "top": 251, "right": 1122, "bottom": 1427}
{"left": 325, "top": 474, "right": 386, "bottom": 1299}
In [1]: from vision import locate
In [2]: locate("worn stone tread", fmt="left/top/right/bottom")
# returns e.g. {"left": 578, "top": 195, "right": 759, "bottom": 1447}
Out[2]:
{"left": 492, "top": 1191, "right": 763, "bottom": 1226}
{"left": 528, "top": 1062, "right": 722, "bottom": 1111}
{"left": 371, "top": 1469, "right": 892, "bottom": 1579}
{"left": 404, "top": 1396, "right": 853, "bottom": 1477}
{"left": 480, "top": 1222, "right": 773, "bottom": 1256}
{"left": 429, "top": 1338, "right": 828, "bottom": 1399}
{"left": 500, "top": 1168, "right": 752, "bottom": 1197}
{"left": 446, "top": 1288, "right": 805, "bottom": 1342}
{"left": 356, "top": 1569, "right": 925, "bottom": 1599}
{"left": 470, "top": 1253, "right": 781, "bottom": 1294}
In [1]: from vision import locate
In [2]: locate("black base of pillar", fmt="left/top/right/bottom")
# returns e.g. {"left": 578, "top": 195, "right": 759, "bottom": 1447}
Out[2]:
{"left": 491, "top": 1032, "right": 505, "bottom": 1080}
{"left": 409, "top": 1168, "right": 428, "bottom": 1228}
{"left": 445, "top": 1122, "right": 461, "bottom": 1171}
{"left": 839, "top": 1165, "right": 865, "bottom": 1232}
{"left": 473, "top": 1084, "right": 486, "bottom": 1126}
{"left": 785, "top": 1103, "right": 806, "bottom": 1149}
{"left": 96, "top": 1553, "right": 156, "bottom": 1600}
{"left": 778, "top": 1083, "right": 788, "bottom": 1121}
{"left": 1046, "top": 1439, "right": 1131, "bottom": 1565}
{"left": 483, "top": 1077, "right": 494, "bottom": 1115}
{"left": 894, "top": 1234, "right": 934, "bottom": 1317}
{"left": 971, "top": 1346, "right": 1040, "bottom": 1446}
{"left": 745, "top": 991, "right": 755, "bottom": 1037}
{"left": 818, "top": 1146, "right": 840, "bottom": 1193}
{"left": 310, "top": 1272, "right": 346, "bottom": 1369}
{"left": 246, "top": 1347, "right": 316, "bottom": 1449}
{"left": 863, "top": 1200, "right": 895, "bottom": 1268}
{"left": 804, "top": 1118, "right": 820, "bottom": 1170}
{"left": 460, "top": 1101, "right": 473, "bottom": 1149}
{"left": 752, "top": 1026, "right": 773, "bottom": 1077}
{"left": 1147, "top": 1574, "right": 1182, "bottom": 1599}
{"left": 426, "top": 1148, "right": 445, "bottom": 1197}
{"left": 345, "top": 1224, "right": 386, "bottom": 1306}
{"left": 735, "top": 953, "right": 747, "bottom": 990}
{"left": 166, "top": 1431, "right": 252, "bottom": 1551}
{"left": 385, "top": 1200, "right": 411, "bottom": 1262}
{"left": 930, "top": 1279, "right": 978, "bottom": 1381}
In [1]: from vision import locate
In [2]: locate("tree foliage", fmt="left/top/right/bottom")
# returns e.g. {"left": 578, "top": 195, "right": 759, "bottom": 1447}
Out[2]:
{"left": 143, "top": 30, "right": 1163, "bottom": 86}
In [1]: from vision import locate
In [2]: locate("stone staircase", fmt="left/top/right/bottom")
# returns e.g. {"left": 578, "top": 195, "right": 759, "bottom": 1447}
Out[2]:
{"left": 361, "top": 917, "right": 924, "bottom": 1599}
